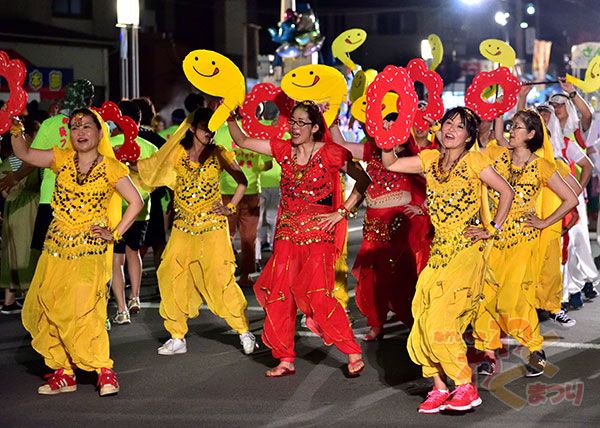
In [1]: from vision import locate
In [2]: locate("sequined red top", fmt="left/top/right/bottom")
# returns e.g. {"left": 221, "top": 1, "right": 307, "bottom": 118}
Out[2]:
{"left": 363, "top": 140, "right": 411, "bottom": 200}
{"left": 270, "top": 139, "right": 351, "bottom": 246}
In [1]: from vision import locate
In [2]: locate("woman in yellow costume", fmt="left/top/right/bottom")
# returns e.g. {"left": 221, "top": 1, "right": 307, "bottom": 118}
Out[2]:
{"left": 135, "top": 107, "right": 257, "bottom": 356}
{"left": 473, "top": 109, "right": 579, "bottom": 378}
{"left": 382, "top": 107, "right": 514, "bottom": 413}
{"left": 11, "top": 109, "right": 143, "bottom": 396}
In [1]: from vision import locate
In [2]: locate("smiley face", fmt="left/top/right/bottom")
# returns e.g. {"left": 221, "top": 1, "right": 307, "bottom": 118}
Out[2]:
{"left": 182, "top": 49, "right": 245, "bottom": 131}
{"left": 479, "top": 39, "right": 516, "bottom": 67}
{"left": 349, "top": 69, "right": 377, "bottom": 102}
{"left": 332, "top": 28, "right": 367, "bottom": 71}
{"left": 182, "top": 50, "right": 244, "bottom": 100}
{"left": 566, "top": 55, "right": 600, "bottom": 93}
{"left": 427, "top": 34, "right": 444, "bottom": 71}
{"left": 350, "top": 92, "right": 398, "bottom": 123}
{"left": 281, "top": 64, "right": 347, "bottom": 126}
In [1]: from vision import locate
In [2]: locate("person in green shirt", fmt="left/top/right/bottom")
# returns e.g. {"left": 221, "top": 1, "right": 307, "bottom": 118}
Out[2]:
{"left": 109, "top": 101, "right": 158, "bottom": 325}
{"left": 29, "top": 80, "right": 95, "bottom": 252}
{"left": 158, "top": 108, "right": 186, "bottom": 141}
{"left": 216, "top": 122, "right": 270, "bottom": 287}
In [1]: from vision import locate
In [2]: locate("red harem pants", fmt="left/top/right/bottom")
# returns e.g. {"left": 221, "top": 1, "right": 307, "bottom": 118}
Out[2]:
{"left": 353, "top": 206, "right": 420, "bottom": 329}
{"left": 254, "top": 240, "right": 361, "bottom": 361}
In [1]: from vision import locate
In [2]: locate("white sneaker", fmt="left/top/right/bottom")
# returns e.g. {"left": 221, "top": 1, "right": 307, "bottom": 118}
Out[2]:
{"left": 127, "top": 297, "right": 141, "bottom": 314}
{"left": 112, "top": 310, "right": 131, "bottom": 325}
{"left": 158, "top": 338, "right": 187, "bottom": 355}
{"left": 239, "top": 332, "right": 258, "bottom": 355}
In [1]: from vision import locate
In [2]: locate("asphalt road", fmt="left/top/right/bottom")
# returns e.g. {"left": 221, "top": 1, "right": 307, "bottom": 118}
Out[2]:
{"left": 2, "top": 216, "right": 600, "bottom": 427}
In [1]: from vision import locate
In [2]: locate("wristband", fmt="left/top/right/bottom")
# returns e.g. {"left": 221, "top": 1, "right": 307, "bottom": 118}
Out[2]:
{"left": 226, "top": 202, "right": 237, "bottom": 215}
{"left": 490, "top": 220, "right": 502, "bottom": 231}
{"left": 10, "top": 121, "right": 25, "bottom": 137}
{"left": 112, "top": 228, "right": 122, "bottom": 243}
{"left": 569, "top": 91, "right": 577, "bottom": 99}
{"left": 337, "top": 205, "right": 356, "bottom": 219}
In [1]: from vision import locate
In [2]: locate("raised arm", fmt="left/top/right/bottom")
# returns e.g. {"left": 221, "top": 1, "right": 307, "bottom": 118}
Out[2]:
{"left": 525, "top": 172, "right": 578, "bottom": 229}
{"left": 480, "top": 166, "right": 514, "bottom": 229}
{"left": 560, "top": 79, "right": 593, "bottom": 132}
{"left": 10, "top": 121, "right": 54, "bottom": 168}
{"left": 381, "top": 149, "right": 422, "bottom": 173}
{"left": 494, "top": 116, "right": 509, "bottom": 147}
{"left": 227, "top": 119, "right": 272, "bottom": 156}
{"left": 329, "top": 124, "right": 365, "bottom": 160}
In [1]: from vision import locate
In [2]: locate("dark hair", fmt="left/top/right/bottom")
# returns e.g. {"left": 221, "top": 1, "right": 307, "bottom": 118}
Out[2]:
{"left": 171, "top": 108, "right": 186, "bottom": 125}
{"left": 132, "top": 97, "right": 156, "bottom": 126}
{"left": 68, "top": 108, "right": 102, "bottom": 130}
{"left": 384, "top": 112, "right": 398, "bottom": 122}
{"left": 117, "top": 100, "right": 142, "bottom": 125}
{"left": 440, "top": 107, "right": 481, "bottom": 150}
{"left": 179, "top": 107, "right": 214, "bottom": 150}
{"left": 184, "top": 93, "right": 206, "bottom": 113}
{"left": 513, "top": 109, "right": 544, "bottom": 152}
{"left": 292, "top": 101, "right": 325, "bottom": 141}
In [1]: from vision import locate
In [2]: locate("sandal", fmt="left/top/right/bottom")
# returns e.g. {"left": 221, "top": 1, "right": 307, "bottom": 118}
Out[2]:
{"left": 265, "top": 364, "right": 296, "bottom": 378}
{"left": 347, "top": 358, "right": 365, "bottom": 377}
{"left": 362, "top": 328, "right": 384, "bottom": 342}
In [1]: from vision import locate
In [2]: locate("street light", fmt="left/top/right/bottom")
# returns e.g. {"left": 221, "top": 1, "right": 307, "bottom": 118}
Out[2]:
{"left": 526, "top": 3, "right": 535, "bottom": 15}
{"left": 494, "top": 11, "right": 509, "bottom": 26}
{"left": 116, "top": 0, "right": 140, "bottom": 99}
{"left": 459, "top": 0, "right": 483, "bottom": 5}
{"left": 421, "top": 39, "right": 433, "bottom": 61}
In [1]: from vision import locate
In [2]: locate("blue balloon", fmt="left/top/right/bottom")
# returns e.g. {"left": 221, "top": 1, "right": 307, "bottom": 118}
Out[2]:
{"left": 276, "top": 43, "right": 301, "bottom": 59}
{"left": 269, "top": 21, "right": 295, "bottom": 44}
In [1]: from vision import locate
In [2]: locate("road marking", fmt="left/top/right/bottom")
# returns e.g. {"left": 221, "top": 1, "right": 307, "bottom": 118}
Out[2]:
{"left": 501, "top": 337, "right": 600, "bottom": 350}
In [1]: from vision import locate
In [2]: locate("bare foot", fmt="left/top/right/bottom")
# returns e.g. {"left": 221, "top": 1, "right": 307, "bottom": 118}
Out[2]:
{"left": 265, "top": 362, "right": 296, "bottom": 377}
{"left": 348, "top": 353, "right": 365, "bottom": 377}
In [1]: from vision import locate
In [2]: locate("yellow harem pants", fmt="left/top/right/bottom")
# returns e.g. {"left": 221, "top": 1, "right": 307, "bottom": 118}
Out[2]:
{"left": 473, "top": 239, "right": 544, "bottom": 352}
{"left": 158, "top": 227, "right": 250, "bottom": 339}
{"left": 22, "top": 252, "right": 113, "bottom": 372}
{"left": 407, "top": 242, "right": 487, "bottom": 385}
{"left": 535, "top": 237, "right": 563, "bottom": 313}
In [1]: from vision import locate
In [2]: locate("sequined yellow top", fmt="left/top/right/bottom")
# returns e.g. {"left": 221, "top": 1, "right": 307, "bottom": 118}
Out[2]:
{"left": 419, "top": 149, "right": 491, "bottom": 268}
{"left": 45, "top": 146, "right": 128, "bottom": 259}
{"left": 485, "top": 146, "right": 556, "bottom": 249}
{"left": 170, "top": 145, "right": 235, "bottom": 236}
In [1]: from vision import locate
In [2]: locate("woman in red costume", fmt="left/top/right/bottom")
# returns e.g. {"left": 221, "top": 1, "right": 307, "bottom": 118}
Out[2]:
{"left": 330, "top": 113, "right": 432, "bottom": 341}
{"left": 227, "top": 101, "right": 371, "bottom": 377}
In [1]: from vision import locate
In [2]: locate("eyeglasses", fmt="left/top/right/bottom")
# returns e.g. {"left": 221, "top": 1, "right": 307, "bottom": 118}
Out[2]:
{"left": 506, "top": 122, "right": 527, "bottom": 131}
{"left": 288, "top": 118, "right": 314, "bottom": 127}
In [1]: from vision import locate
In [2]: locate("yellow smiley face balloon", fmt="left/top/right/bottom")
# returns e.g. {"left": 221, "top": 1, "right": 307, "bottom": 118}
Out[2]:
{"left": 427, "top": 34, "right": 444, "bottom": 71}
{"left": 281, "top": 64, "right": 347, "bottom": 126}
{"left": 350, "top": 92, "right": 398, "bottom": 124}
{"left": 349, "top": 69, "right": 377, "bottom": 102}
{"left": 479, "top": 39, "right": 516, "bottom": 67}
{"left": 332, "top": 28, "right": 367, "bottom": 72}
{"left": 566, "top": 56, "right": 600, "bottom": 93}
{"left": 182, "top": 49, "right": 245, "bottom": 131}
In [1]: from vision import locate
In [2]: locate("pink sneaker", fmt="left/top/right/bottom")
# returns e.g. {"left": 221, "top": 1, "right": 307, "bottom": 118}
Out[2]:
{"left": 444, "top": 383, "right": 482, "bottom": 411}
{"left": 418, "top": 387, "right": 451, "bottom": 414}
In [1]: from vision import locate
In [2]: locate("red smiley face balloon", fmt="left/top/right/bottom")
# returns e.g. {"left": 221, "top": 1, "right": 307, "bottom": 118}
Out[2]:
{"left": 93, "top": 101, "right": 140, "bottom": 161}
{"left": 406, "top": 58, "right": 444, "bottom": 131}
{"left": 465, "top": 67, "right": 522, "bottom": 121}
{"left": 0, "top": 51, "right": 28, "bottom": 133}
{"left": 365, "top": 65, "right": 418, "bottom": 150}
{"left": 239, "top": 83, "right": 294, "bottom": 139}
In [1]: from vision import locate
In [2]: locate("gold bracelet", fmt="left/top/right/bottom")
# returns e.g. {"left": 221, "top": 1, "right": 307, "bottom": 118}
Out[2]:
{"left": 226, "top": 202, "right": 237, "bottom": 215}
{"left": 10, "top": 121, "right": 25, "bottom": 137}
{"left": 112, "top": 229, "right": 122, "bottom": 243}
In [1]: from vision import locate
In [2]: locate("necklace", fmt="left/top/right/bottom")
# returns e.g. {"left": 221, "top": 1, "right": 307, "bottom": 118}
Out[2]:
{"left": 292, "top": 142, "right": 316, "bottom": 181}
{"left": 509, "top": 152, "right": 534, "bottom": 178}
{"left": 74, "top": 153, "right": 101, "bottom": 185}
{"left": 434, "top": 150, "right": 466, "bottom": 183}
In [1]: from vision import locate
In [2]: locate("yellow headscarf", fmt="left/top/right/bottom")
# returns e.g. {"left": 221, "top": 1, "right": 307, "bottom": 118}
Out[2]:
{"left": 66, "top": 110, "right": 123, "bottom": 230}
{"left": 136, "top": 113, "right": 194, "bottom": 190}
{"left": 533, "top": 109, "right": 562, "bottom": 239}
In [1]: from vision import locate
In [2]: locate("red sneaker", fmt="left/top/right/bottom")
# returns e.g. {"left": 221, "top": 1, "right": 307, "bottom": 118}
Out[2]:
{"left": 418, "top": 387, "right": 450, "bottom": 414}
{"left": 444, "top": 383, "right": 482, "bottom": 411}
{"left": 38, "top": 369, "right": 77, "bottom": 395}
{"left": 97, "top": 368, "right": 120, "bottom": 397}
